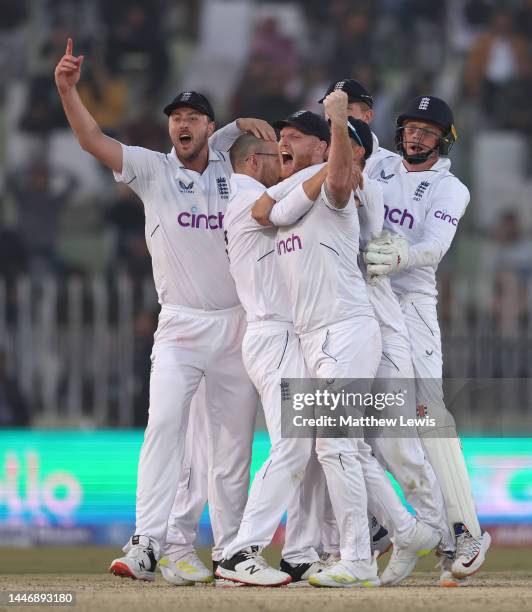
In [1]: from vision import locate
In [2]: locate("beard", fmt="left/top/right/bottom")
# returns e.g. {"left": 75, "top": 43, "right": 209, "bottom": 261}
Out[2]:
{"left": 173, "top": 131, "right": 209, "bottom": 162}
{"left": 281, "top": 149, "right": 315, "bottom": 179}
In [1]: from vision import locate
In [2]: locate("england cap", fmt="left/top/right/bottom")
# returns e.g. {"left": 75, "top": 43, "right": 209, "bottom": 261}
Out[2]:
{"left": 163, "top": 91, "right": 215, "bottom": 120}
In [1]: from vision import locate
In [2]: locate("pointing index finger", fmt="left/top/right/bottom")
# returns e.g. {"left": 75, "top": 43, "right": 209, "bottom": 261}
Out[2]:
{"left": 66, "top": 38, "right": 73, "bottom": 56}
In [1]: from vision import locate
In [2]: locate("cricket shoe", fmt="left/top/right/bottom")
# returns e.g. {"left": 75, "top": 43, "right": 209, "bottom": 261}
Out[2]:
{"left": 159, "top": 550, "right": 213, "bottom": 584}
{"left": 380, "top": 521, "right": 441, "bottom": 586}
{"left": 437, "top": 554, "right": 470, "bottom": 587}
{"left": 280, "top": 559, "right": 323, "bottom": 587}
{"left": 308, "top": 559, "right": 380, "bottom": 588}
{"left": 216, "top": 546, "right": 292, "bottom": 586}
{"left": 451, "top": 527, "right": 491, "bottom": 578}
{"left": 370, "top": 516, "right": 392, "bottom": 558}
{"left": 212, "top": 561, "right": 245, "bottom": 587}
{"left": 109, "top": 535, "right": 156, "bottom": 581}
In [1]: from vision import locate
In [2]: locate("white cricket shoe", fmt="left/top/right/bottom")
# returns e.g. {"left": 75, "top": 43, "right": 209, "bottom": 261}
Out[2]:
{"left": 308, "top": 559, "right": 380, "bottom": 588}
{"left": 158, "top": 557, "right": 194, "bottom": 586}
{"left": 380, "top": 521, "right": 440, "bottom": 586}
{"left": 438, "top": 555, "right": 470, "bottom": 587}
{"left": 216, "top": 546, "right": 292, "bottom": 586}
{"left": 212, "top": 560, "right": 245, "bottom": 587}
{"left": 451, "top": 530, "right": 491, "bottom": 578}
{"left": 159, "top": 550, "right": 213, "bottom": 584}
{"left": 109, "top": 535, "right": 157, "bottom": 581}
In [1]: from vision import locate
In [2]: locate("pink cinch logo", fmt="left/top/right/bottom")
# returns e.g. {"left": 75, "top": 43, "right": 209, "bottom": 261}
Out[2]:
{"left": 434, "top": 210, "right": 458, "bottom": 226}
{"left": 277, "top": 234, "right": 302, "bottom": 255}
{"left": 178, "top": 209, "right": 224, "bottom": 230}
{"left": 384, "top": 204, "right": 414, "bottom": 229}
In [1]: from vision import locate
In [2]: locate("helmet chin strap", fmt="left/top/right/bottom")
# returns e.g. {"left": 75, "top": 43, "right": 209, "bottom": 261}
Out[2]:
{"left": 403, "top": 145, "right": 438, "bottom": 165}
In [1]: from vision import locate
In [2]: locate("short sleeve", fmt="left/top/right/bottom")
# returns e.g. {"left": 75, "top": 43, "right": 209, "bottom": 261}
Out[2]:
{"left": 113, "top": 144, "right": 161, "bottom": 197}
{"left": 267, "top": 163, "right": 326, "bottom": 201}
{"left": 321, "top": 182, "right": 352, "bottom": 214}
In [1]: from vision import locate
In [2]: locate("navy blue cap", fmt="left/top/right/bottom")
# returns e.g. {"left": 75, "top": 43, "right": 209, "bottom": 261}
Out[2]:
{"left": 273, "top": 110, "right": 330, "bottom": 144}
{"left": 319, "top": 79, "right": 374, "bottom": 108}
{"left": 347, "top": 117, "right": 373, "bottom": 159}
{"left": 163, "top": 91, "right": 214, "bottom": 120}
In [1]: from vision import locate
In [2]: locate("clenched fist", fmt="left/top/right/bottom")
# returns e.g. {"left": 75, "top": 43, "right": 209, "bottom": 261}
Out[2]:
{"left": 323, "top": 90, "right": 348, "bottom": 125}
{"left": 54, "top": 38, "right": 84, "bottom": 95}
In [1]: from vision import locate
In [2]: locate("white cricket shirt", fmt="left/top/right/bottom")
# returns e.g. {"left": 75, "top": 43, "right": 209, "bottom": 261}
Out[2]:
{"left": 366, "top": 155, "right": 470, "bottom": 298}
{"left": 114, "top": 144, "right": 240, "bottom": 309}
{"left": 269, "top": 167, "right": 374, "bottom": 335}
{"left": 365, "top": 132, "right": 400, "bottom": 176}
{"left": 356, "top": 177, "right": 409, "bottom": 341}
{"left": 224, "top": 174, "right": 291, "bottom": 323}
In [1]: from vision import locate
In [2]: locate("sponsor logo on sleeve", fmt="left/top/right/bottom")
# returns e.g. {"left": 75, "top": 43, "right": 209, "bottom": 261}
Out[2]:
{"left": 434, "top": 209, "right": 458, "bottom": 226}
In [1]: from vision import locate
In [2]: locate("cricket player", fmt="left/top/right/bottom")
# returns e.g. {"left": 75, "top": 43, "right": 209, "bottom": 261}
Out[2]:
{"left": 316, "top": 81, "right": 449, "bottom": 586}
{"left": 363, "top": 95, "right": 491, "bottom": 584}
{"left": 254, "top": 109, "right": 441, "bottom": 586}
{"left": 213, "top": 133, "right": 332, "bottom": 586}
{"left": 54, "top": 38, "right": 273, "bottom": 583}
{"left": 252, "top": 97, "right": 439, "bottom": 588}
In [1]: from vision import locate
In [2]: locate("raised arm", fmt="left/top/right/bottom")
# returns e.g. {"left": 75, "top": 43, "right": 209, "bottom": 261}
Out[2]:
{"left": 322, "top": 91, "right": 353, "bottom": 208}
{"left": 55, "top": 38, "right": 123, "bottom": 173}
{"left": 252, "top": 164, "right": 328, "bottom": 226}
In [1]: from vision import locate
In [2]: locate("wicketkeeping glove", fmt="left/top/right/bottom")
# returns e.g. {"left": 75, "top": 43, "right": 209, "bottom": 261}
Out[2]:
{"left": 363, "top": 231, "right": 410, "bottom": 277}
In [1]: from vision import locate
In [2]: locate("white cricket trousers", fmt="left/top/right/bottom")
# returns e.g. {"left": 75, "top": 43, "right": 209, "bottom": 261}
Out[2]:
{"left": 400, "top": 294, "right": 480, "bottom": 544}
{"left": 368, "top": 330, "right": 447, "bottom": 537}
{"left": 125, "top": 303, "right": 258, "bottom": 558}
{"left": 223, "top": 321, "right": 316, "bottom": 559}
{"left": 163, "top": 377, "right": 210, "bottom": 559}
{"left": 298, "top": 316, "right": 382, "bottom": 561}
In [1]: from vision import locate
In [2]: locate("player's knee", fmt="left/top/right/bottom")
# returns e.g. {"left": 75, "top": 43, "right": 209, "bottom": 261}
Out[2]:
{"left": 145, "top": 402, "right": 185, "bottom": 436}
{"left": 270, "top": 437, "right": 313, "bottom": 473}
{"left": 314, "top": 438, "right": 358, "bottom": 463}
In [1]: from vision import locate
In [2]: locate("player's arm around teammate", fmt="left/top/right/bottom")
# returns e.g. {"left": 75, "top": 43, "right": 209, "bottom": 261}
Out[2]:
{"left": 251, "top": 163, "right": 328, "bottom": 226}
{"left": 363, "top": 96, "right": 490, "bottom": 583}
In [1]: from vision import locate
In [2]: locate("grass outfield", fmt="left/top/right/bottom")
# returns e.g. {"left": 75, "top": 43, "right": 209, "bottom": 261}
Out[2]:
{"left": 3, "top": 545, "right": 532, "bottom": 574}
{"left": 2, "top": 548, "right": 532, "bottom": 612}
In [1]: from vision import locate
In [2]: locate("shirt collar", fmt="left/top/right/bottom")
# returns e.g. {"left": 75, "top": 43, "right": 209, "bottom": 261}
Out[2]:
{"left": 170, "top": 145, "right": 223, "bottom": 176}
{"left": 399, "top": 155, "right": 451, "bottom": 173}
{"left": 230, "top": 173, "right": 265, "bottom": 191}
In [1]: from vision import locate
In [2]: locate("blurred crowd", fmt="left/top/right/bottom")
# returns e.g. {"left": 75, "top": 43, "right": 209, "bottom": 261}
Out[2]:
{"left": 0, "top": 0, "right": 531, "bottom": 425}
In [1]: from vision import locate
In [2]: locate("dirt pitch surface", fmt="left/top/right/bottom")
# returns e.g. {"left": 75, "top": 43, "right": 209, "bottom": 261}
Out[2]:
{"left": 2, "top": 548, "right": 532, "bottom": 612}
{"left": 2, "top": 573, "right": 532, "bottom": 612}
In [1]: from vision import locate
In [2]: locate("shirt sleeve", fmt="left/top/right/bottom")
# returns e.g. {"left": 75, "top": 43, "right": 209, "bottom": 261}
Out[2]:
{"left": 267, "top": 163, "right": 326, "bottom": 201}
{"left": 269, "top": 182, "right": 314, "bottom": 226}
{"left": 208, "top": 121, "right": 243, "bottom": 153}
{"left": 321, "top": 182, "right": 352, "bottom": 214}
{"left": 357, "top": 178, "right": 385, "bottom": 245}
{"left": 113, "top": 144, "right": 160, "bottom": 198}
{"left": 407, "top": 177, "right": 470, "bottom": 269}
